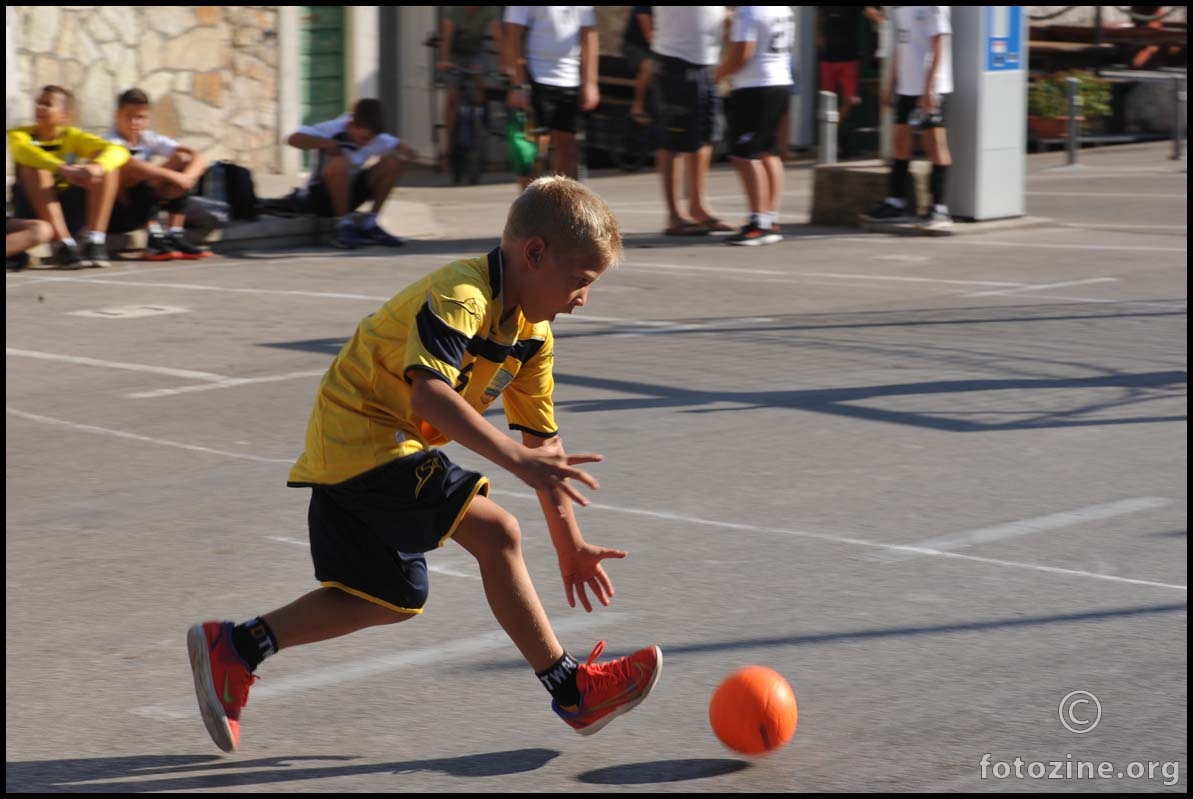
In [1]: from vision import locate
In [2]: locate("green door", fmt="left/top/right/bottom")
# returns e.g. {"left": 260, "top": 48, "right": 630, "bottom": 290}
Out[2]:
{"left": 300, "top": 6, "right": 346, "bottom": 167}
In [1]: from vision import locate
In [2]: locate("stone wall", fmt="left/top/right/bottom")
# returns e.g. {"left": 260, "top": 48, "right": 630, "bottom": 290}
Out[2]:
{"left": 9, "top": 6, "right": 280, "bottom": 173}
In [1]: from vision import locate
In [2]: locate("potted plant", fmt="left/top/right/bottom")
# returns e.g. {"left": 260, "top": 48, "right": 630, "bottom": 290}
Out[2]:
{"left": 1027, "top": 70, "right": 1113, "bottom": 139}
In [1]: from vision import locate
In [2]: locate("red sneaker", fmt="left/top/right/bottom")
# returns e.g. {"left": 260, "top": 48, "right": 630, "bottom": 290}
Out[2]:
{"left": 187, "top": 621, "right": 255, "bottom": 752}
{"left": 554, "top": 640, "right": 662, "bottom": 735}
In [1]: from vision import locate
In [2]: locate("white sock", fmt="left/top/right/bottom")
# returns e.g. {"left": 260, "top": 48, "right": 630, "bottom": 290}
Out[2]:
{"left": 61, "top": 237, "right": 78, "bottom": 249}
{"left": 88, "top": 230, "right": 106, "bottom": 245}
{"left": 147, "top": 221, "right": 164, "bottom": 236}
{"left": 169, "top": 226, "right": 185, "bottom": 236}
{"left": 933, "top": 204, "right": 949, "bottom": 215}
{"left": 360, "top": 212, "right": 378, "bottom": 231}
{"left": 758, "top": 213, "right": 774, "bottom": 229}
{"left": 887, "top": 198, "right": 906, "bottom": 209}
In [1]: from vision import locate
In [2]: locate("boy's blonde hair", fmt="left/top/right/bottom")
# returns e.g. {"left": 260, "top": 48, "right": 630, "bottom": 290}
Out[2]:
{"left": 502, "top": 176, "right": 622, "bottom": 267}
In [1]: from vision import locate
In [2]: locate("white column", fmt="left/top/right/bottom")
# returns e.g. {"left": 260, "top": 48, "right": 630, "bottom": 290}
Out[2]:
{"left": 396, "top": 6, "right": 437, "bottom": 157}
{"left": 277, "top": 6, "right": 301, "bottom": 176}
{"left": 346, "top": 6, "right": 379, "bottom": 104}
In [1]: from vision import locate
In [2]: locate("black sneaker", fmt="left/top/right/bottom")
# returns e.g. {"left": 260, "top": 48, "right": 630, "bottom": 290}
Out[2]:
{"left": 860, "top": 200, "right": 912, "bottom": 223}
{"left": 143, "top": 233, "right": 178, "bottom": 261}
{"left": 167, "top": 232, "right": 213, "bottom": 260}
{"left": 359, "top": 224, "right": 405, "bottom": 247}
{"left": 7, "top": 252, "right": 30, "bottom": 272}
{"left": 54, "top": 241, "right": 86, "bottom": 270}
{"left": 329, "top": 223, "right": 360, "bottom": 249}
{"left": 83, "top": 241, "right": 112, "bottom": 268}
{"left": 726, "top": 221, "right": 782, "bottom": 247}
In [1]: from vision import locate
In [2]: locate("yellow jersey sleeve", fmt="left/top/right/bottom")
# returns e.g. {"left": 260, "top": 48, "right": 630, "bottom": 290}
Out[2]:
{"left": 66, "top": 128, "right": 131, "bottom": 172}
{"left": 403, "top": 284, "right": 488, "bottom": 386}
{"left": 503, "top": 325, "right": 558, "bottom": 437}
{"left": 7, "top": 127, "right": 63, "bottom": 171}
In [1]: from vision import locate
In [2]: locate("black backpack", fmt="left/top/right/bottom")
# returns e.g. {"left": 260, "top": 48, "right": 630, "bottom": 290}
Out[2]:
{"left": 198, "top": 160, "right": 260, "bottom": 221}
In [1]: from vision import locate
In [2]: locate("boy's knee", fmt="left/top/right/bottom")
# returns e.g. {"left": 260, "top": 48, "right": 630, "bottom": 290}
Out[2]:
{"left": 323, "top": 154, "right": 350, "bottom": 177}
{"left": 473, "top": 512, "right": 523, "bottom": 559}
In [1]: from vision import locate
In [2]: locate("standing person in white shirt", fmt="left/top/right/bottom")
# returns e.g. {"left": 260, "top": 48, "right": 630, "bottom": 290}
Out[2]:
{"left": 861, "top": 5, "right": 954, "bottom": 230}
{"left": 107, "top": 88, "right": 211, "bottom": 260}
{"left": 652, "top": 6, "right": 734, "bottom": 236}
{"left": 715, "top": 6, "right": 795, "bottom": 246}
{"left": 286, "top": 99, "right": 417, "bottom": 249}
{"left": 503, "top": 6, "right": 599, "bottom": 188}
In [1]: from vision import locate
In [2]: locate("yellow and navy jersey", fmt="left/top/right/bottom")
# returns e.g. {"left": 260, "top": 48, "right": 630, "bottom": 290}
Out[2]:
{"left": 289, "top": 247, "right": 558, "bottom": 486}
{"left": 7, "top": 125, "right": 130, "bottom": 188}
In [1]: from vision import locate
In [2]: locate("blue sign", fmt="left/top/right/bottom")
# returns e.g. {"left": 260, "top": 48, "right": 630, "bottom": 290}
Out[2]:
{"left": 985, "top": 6, "right": 1022, "bottom": 72}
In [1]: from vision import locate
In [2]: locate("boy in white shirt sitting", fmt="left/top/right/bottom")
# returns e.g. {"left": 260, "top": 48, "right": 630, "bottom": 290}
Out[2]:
{"left": 286, "top": 99, "right": 417, "bottom": 249}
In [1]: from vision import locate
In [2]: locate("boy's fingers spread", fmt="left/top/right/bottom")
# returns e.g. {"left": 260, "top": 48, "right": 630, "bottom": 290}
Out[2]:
{"left": 602, "top": 549, "right": 628, "bottom": 560}
{"left": 566, "top": 452, "right": 603, "bottom": 465}
{"left": 565, "top": 582, "right": 575, "bottom": 608}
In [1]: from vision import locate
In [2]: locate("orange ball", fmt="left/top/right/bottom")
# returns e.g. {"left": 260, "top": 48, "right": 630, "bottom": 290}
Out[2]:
{"left": 709, "top": 666, "right": 798, "bottom": 755}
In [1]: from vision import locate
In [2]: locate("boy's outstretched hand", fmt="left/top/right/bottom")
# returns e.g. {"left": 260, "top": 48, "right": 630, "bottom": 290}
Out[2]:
{"left": 514, "top": 438, "right": 603, "bottom": 507}
{"left": 558, "top": 543, "right": 627, "bottom": 612}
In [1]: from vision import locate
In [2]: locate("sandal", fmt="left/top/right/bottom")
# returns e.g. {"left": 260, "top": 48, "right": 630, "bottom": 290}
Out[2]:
{"left": 663, "top": 221, "right": 710, "bottom": 236}
{"left": 696, "top": 217, "right": 734, "bottom": 233}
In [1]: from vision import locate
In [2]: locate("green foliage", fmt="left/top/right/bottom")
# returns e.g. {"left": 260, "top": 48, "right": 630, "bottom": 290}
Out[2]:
{"left": 1028, "top": 71, "right": 1113, "bottom": 119}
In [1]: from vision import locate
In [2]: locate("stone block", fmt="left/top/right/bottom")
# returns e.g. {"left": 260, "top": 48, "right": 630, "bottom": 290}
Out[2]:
{"left": 811, "top": 159, "right": 930, "bottom": 227}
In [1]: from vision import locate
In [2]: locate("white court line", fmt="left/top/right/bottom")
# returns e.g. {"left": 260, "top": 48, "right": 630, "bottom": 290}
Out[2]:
{"left": 875, "top": 498, "right": 1173, "bottom": 563}
{"left": 491, "top": 489, "right": 1186, "bottom": 592}
{"left": 8, "top": 275, "right": 391, "bottom": 301}
{"left": 126, "top": 370, "right": 327, "bottom": 399}
{"left": 7, "top": 409, "right": 1184, "bottom": 593}
{"left": 631, "top": 261, "right": 1030, "bottom": 287}
{"left": 6, "top": 408, "right": 291, "bottom": 463}
{"left": 1026, "top": 191, "right": 1187, "bottom": 198}
{"left": 606, "top": 316, "right": 776, "bottom": 338}
{"left": 6, "top": 348, "right": 227, "bottom": 382}
{"left": 964, "top": 277, "right": 1120, "bottom": 298}
{"left": 1058, "top": 222, "right": 1188, "bottom": 231}
{"left": 931, "top": 240, "right": 1186, "bottom": 254}
{"left": 134, "top": 612, "right": 615, "bottom": 719}
{"left": 268, "top": 535, "right": 480, "bottom": 580}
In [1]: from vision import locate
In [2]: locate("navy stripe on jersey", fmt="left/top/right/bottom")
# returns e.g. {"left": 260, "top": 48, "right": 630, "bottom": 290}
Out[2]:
{"left": 487, "top": 247, "right": 502, "bottom": 297}
{"left": 466, "top": 335, "right": 511, "bottom": 364}
{"left": 511, "top": 338, "right": 546, "bottom": 364}
{"left": 415, "top": 302, "right": 470, "bottom": 368}
{"left": 509, "top": 424, "right": 558, "bottom": 438}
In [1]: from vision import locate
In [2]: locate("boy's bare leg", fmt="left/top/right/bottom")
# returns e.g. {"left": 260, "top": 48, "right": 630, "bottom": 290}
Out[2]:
{"left": 550, "top": 130, "right": 578, "bottom": 180}
{"left": 729, "top": 156, "right": 764, "bottom": 215}
{"left": 761, "top": 152, "right": 784, "bottom": 217}
{"left": 263, "top": 587, "right": 414, "bottom": 652}
{"left": 451, "top": 494, "right": 564, "bottom": 672}
{"left": 86, "top": 168, "right": 120, "bottom": 234}
{"left": 366, "top": 154, "right": 402, "bottom": 214}
{"left": 687, "top": 144, "right": 718, "bottom": 223}
{"left": 321, "top": 154, "right": 353, "bottom": 217}
{"left": 657, "top": 149, "right": 695, "bottom": 229}
{"left": 18, "top": 166, "right": 71, "bottom": 241}
{"left": 5, "top": 218, "right": 54, "bottom": 257}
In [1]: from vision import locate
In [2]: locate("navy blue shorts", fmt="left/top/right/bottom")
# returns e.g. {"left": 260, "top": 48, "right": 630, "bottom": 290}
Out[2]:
{"left": 654, "top": 54, "right": 718, "bottom": 153}
{"left": 296, "top": 449, "right": 489, "bottom": 614}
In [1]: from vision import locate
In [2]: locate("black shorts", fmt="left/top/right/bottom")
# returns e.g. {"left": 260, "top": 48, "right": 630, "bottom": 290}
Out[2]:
{"left": 11, "top": 181, "right": 86, "bottom": 236}
{"left": 530, "top": 81, "right": 580, "bottom": 135}
{"left": 296, "top": 449, "right": 489, "bottom": 614}
{"left": 895, "top": 94, "right": 950, "bottom": 129}
{"left": 623, "top": 41, "right": 652, "bottom": 75}
{"left": 108, "top": 181, "right": 190, "bottom": 234}
{"left": 654, "top": 54, "right": 718, "bottom": 153}
{"left": 727, "top": 86, "right": 791, "bottom": 159}
{"left": 304, "top": 168, "right": 375, "bottom": 218}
